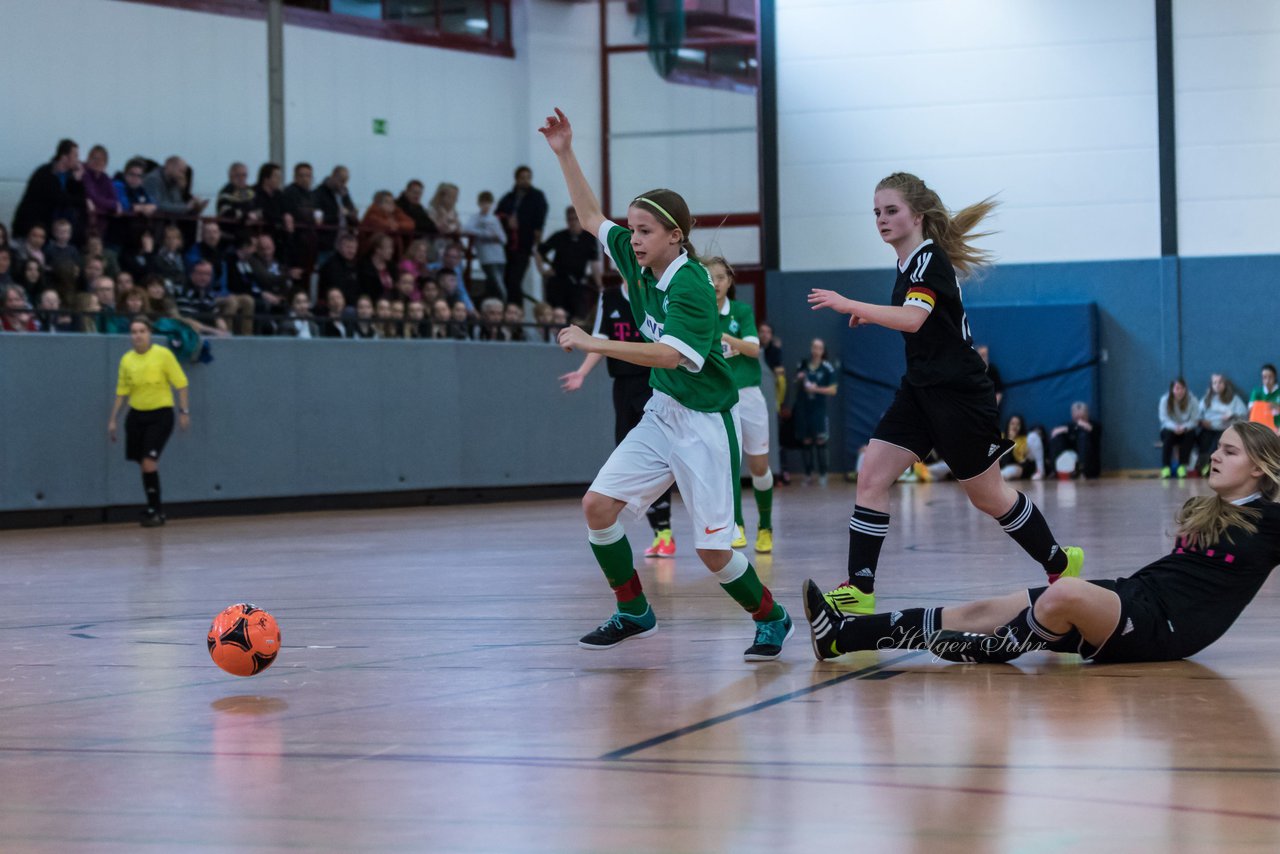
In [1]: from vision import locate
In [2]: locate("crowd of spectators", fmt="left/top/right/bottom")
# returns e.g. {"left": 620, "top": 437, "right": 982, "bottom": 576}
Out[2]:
{"left": 0, "top": 138, "right": 586, "bottom": 344}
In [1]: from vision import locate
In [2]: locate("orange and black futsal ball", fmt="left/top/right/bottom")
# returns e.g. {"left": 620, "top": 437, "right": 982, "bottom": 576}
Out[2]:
{"left": 207, "top": 604, "right": 281, "bottom": 677}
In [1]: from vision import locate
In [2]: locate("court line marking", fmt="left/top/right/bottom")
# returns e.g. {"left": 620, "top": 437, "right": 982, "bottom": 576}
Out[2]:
{"left": 598, "top": 651, "right": 925, "bottom": 760}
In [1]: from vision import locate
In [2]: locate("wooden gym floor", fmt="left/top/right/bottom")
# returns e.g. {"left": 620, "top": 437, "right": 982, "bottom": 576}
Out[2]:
{"left": 2, "top": 478, "right": 1278, "bottom": 853}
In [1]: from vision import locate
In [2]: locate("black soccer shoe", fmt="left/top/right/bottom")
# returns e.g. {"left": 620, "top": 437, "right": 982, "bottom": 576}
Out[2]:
{"left": 926, "top": 629, "right": 1025, "bottom": 664}
{"left": 578, "top": 608, "right": 658, "bottom": 650}
{"left": 140, "top": 511, "right": 166, "bottom": 528}
{"left": 802, "top": 579, "right": 845, "bottom": 661}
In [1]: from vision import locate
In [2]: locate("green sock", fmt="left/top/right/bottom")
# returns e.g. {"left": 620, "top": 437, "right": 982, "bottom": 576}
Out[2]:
{"left": 590, "top": 533, "right": 648, "bottom": 617}
{"left": 720, "top": 562, "right": 784, "bottom": 622}
{"left": 754, "top": 485, "right": 773, "bottom": 530}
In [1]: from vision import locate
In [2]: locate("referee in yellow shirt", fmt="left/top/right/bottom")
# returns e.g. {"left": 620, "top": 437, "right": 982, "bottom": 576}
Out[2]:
{"left": 108, "top": 318, "right": 190, "bottom": 527}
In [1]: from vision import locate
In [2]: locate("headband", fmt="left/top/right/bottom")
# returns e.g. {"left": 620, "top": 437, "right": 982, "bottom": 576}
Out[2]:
{"left": 633, "top": 196, "right": 681, "bottom": 229}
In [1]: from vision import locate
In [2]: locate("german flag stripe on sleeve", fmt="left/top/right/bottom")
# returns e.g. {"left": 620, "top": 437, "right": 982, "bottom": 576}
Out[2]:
{"left": 903, "top": 287, "right": 936, "bottom": 312}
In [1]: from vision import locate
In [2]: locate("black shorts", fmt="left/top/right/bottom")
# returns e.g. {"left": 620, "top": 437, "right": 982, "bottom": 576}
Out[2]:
{"left": 1027, "top": 579, "right": 1179, "bottom": 663}
{"left": 872, "top": 379, "right": 1010, "bottom": 480}
{"left": 612, "top": 374, "right": 653, "bottom": 445}
{"left": 125, "top": 407, "right": 175, "bottom": 463}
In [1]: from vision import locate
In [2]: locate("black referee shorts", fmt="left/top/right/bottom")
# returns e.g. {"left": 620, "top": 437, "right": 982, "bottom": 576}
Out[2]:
{"left": 872, "top": 379, "right": 1010, "bottom": 480}
{"left": 125, "top": 407, "right": 175, "bottom": 463}
{"left": 612, "top": 374, "right": 653, "bottom": 446}
{"left": 1027, "top": 579, "right": 1179, "bottom": 664}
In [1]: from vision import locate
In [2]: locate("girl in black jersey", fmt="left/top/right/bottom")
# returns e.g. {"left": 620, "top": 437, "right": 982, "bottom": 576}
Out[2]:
{"left": 804, "top": 422, "right": 1280, "bottom": 664}
{"left": 807, "top": 172, "right": 1080, "bottom": 616}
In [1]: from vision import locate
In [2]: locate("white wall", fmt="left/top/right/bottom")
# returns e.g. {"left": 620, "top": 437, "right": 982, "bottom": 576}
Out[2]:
{"left": 1174, "top": 0, "right": 1280, "bottom": 257}
{"left": 776, "top": 0, "right": 1161, "bottom": 272}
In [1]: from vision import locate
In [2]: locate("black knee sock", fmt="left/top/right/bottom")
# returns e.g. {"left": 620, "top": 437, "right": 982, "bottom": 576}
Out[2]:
{"left": 801, "top": 445, "right": 815, "bottom": 475}
{"left": 997, "top": 605, "right": 1069, "bottom": 652}
{"left": 996, "top": 492, "right": 1068, "bottom": 575}
{"left": 836, "top": 607, "right": 942, "bottom": 652}
{"left": 646, "top": 486, "right": 673, "bottom": 531}
{"left": 142, "top": 471, "right": 161, "bottom": 513}
{"left": 847, "top": 505, "right": 890, "bottom": 592}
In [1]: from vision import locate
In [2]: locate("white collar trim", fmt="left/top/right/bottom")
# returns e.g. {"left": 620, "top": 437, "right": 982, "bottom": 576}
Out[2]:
{"left": 719, "top": 298, "right": 730, "bottom": 316}
{"left": 653, "top": 251, "right": 689, "bottom": 292}
{"left": 898, "top": 238, "right": 934, "bottom": 274}
{"left": 1231, "top": 491, "right": 1263, "bottom": 506}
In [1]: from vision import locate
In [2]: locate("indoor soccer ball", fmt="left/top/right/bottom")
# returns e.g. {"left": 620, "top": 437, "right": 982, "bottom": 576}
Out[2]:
{"left": 207, "top": 604, "right": 281, "bottom": 677}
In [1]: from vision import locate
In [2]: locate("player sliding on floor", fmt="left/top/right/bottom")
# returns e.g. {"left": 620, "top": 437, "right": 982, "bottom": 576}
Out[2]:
{"left": 803, "top": 423, "right": 1280, "bottom": 664}
{"left": 807, "top": 172, "right": 1081, "bottom": 616}
{"left": 539, "top": 107, "right": 793, "bottom": 660}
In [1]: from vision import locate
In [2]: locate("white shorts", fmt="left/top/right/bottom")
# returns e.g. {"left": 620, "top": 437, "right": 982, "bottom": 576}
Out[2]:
{"left": 734, "top": 385, "right": 770, "bottom": 457}
{"left": 589, "top": 391, "right": 738, "bottom": 550}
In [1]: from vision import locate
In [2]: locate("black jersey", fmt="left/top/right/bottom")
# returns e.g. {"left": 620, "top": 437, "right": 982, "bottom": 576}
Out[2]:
{"left": 1123, "top": 497, "right": 1280, "bottom": 657}
{"left": 892, "top": 240, "right": 990, "bottom": 389}
{"left": 590, "top": 286, "right": 647, "bottom": 378}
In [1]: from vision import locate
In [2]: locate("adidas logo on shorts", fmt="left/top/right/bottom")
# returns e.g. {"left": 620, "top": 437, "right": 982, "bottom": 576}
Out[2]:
{"left": 1122, "top": 618, "right": 1135, "bottom": 636}
{"left": 988, "top": 444, "right": 999, "bottom": 457}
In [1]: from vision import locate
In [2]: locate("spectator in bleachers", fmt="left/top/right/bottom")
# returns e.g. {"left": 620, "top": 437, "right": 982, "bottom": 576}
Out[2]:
{"left": 75, "top": 291, "right": 101, "bottom": 333}
{"left": 254, "top": 162, "right": 292, "bottom": 236}
{"left": 404, "top": 299, "right": 429, "bottom": 339}
{"left": 176, "top": 259, "right": 229, "bottom": 335}
{"left": 1159, "top": 377, "right": 1199, "bottom": 479}
{"left": 532, "top": 301, "right": 556, "bottom": 342}
{"left": 435, "top": 268, "right": 473, "bottom": 313}
{"left": 217, "top": 162, "right": 258, "bottom": 226}
{"left": 360, "top": 191, "right": 415, "bottom": 254}
{"left": 496, "top": 165, "right": 548, "bottom": 308}
{"left": 281, "top": 291, "right": 319, "bottom": 338}
{"left": 318, "top": 231, "right": 361, "bottom": 306}
{"left": 1197, "top": 373, "right": 1247, "bottom": 476}
{"left": 143, "top": 275, "right": 178, "bottom": 318}
{"left": 464, "top": 190, "right": 506, "bottom": 301}
{"left": 144, "top": 156, "right": 207, "bottom": 217}
{"left": 0, "top": 246, "right": 12, "bottom": 286}
{"left": 150, "top": 225, "right": 186, "bottom": 293}
{"left": 0, "top": 223, "right": 11, "bottom": 255}
{"left": 315, "top": 165, "right": 359, "bottom": 252}
{"left": 449, "top": 300, "right": 473, "bottom": 340}
{"left": 115, "top": 270, "right": 136, "bottom": 296}
{"left": 1249, "top": 363, "right": 1280, "bottom": 423}
{"left": 394, "top": 271, "right": 421, "bottom": 303}
{"left": 396, "top": 180, "right": 438, "bottom": 242}
{"left": 36, "top": 288, "right": 77, "bottom": 333}
{"left": 320, "top": 287, "right": 351, "bottom": 338}
{"left": 79, "top": 256, "right": 106, "bottom": 294}
{"left": 16, "top": 223, "right": 48, "bottom": 269}
{"left": 420, "top": 278, "right": 441, "bottom": 307}
{"left": 44, "top": 218, "right": 82, "bottom": 272}
{"left": 998, "top": 414, "right": 1046, "bottom": 480}
{"left": 12, "top": 139, "right": 86, "bottom": 241}
{"left": 398, "top": 238, "right": 430, "bottom": 282}
{"left": 249, "top": 234, "right": 289, "bottom": 324}
{"left": 84, "top": 234, "right": 120, "bottom": 279}
{"left": 535, "top": 205, "right": 600, "bottom": 321}
{"left": 112, "top": 158, "right": 158, "bottom": 218}
{"left": 389, "top": 299, "right": 407, "bottom": 334}
{"left": 121, "top": 230, "right": 156, "bottom": 281}
{"left": 119, "top": 285, "right": 150, "bottom": 322}
{"left": 374, "top": 297, "right": 397, "bottom": 338}
{"left": 91, "top": 275, "right": 118, "bottom": 313}
{"left": 82, "top": 145, "right": 123, "bottom": 236}
{"left": 429, "top": 298, "right": 451, "bottom": 338}
{"left": 504, "top": 302, "right": 527, "bottom": 342}
{"left": 2, "top": 283, "right": 38, "bottom": 332}
{"left": 185, "top": 221, "right": 227, "bottom": 291}
{"left": 282, "top": 162, "right": 318, "bottom": 270}
{"left": 351, "top": 294, "right": 379, "bottom": 339}
{"left": 226, "top": 233, "right": 262, "bottom": 335}
{"left": 1049, "top": 401, "right": 1101, "bottom": 479}
{"left": 358, "top": 232, "right": 396, "bottom": 299}
{"left": 427, "top": 182, "right": 461, "bottom": 246}
{"left": 16, "top": 258, "right": 46, "bottom": 300}
{"left": 475, "top": 297, "right": 508, "bottom": 341}
{"left": 428, "top": 240, "right": 466, "bottom": 282}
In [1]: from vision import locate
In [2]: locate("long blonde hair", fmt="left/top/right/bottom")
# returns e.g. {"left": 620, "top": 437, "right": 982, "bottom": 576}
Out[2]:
{"left": 876, "top": 172, "right": 996, "bottom": 278}
{"left": 1176, "top": 422, "right": 1280, "bottom": 547}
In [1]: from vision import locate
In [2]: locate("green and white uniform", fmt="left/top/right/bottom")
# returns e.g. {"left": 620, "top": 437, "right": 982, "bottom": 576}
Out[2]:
{"left": 719, "top": 298, "right": 769, "bottom": 457}
{"left": 590, "top": 220, "right": 741, "bottom": 549}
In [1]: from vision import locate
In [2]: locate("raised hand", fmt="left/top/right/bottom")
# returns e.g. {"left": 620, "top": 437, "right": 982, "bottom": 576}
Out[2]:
{"left": 538, "top": 108, "right": 573, "bottom": 155}
{"left": 559, "top": 371, "right": 585, "bottom": 392}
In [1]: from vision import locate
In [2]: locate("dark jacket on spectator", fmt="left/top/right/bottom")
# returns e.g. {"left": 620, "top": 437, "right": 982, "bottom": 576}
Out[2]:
{"left": 12, "top": 162, "right": 86, "bottom": 239}
{"left": 217, "top": 183, "right": 256, "bottom": 225}
{"left": 396, "top": 194, "right": 439, "bottom": 238}
{"left": 113, "top": 178, "right": 153, "bottom": 213}
{"left": 176, "top": 282, "right": 221, "bottom": 320}
{"left": 227, "top": 257, "right": 261, "bottom": 297}
{"left": 185, "top": 241, "right": 228, "bottom": 293}
{"left": 318, "top": 254, "right": 361, "bottom": 306}
{"left": 249, "top": 254, "right": 288, "bottom": 299}
{"left": 314, "top": 183, "right": 359, "bottom": 248}
{"left": 150, "top": 249, "right": 186, "bottom": 291}
{"left": 283, "top": 183, "right": 317, "bottom": 225}
{"left": 320, "top": 316, "right": 351, "bottom": 339}
{"left": 496, "top": 186, "right": 549, "bottom": 254}
{"left": 357, "top": 258, "right": 394, "bottom": 300}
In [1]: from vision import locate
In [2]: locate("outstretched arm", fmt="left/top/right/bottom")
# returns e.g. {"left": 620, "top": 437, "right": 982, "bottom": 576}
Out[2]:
{"left": 558, "top": 325, "right": 681, "bottom": 369}
{"left": 808, "top": 289, "right": 927, "bottom": 333}
{"left": 538, "top": 108, "right": 606, "bottom": 238}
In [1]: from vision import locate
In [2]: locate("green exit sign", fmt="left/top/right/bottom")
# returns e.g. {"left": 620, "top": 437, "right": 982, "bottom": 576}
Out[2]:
{"left": 372, "top": 118, "right": 388, "bottom": 136}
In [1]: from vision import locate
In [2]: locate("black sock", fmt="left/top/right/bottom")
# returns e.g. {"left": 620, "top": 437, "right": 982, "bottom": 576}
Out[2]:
{"left": 997, "top": 605, "right": 1068, "bottom": 651}
{"left": 847, "top": 505, "right": 890, "bottom": 592}
{"left": 996, "top": 492, "right": 1068, "bottom": 575}
{"left": 646, "top": 486, "right": 673, "bottom": 531}
{"left": 837, "top": 607, "right": 942, "bottom": 652}
{"left": 815, "top": 443, "right": 829, "bottom": 475}
{"left": 142, "top": 471, "right": 161, "bottom": 514}
{"left": 801, "top": 445, "right": 815, "bottom": 475}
